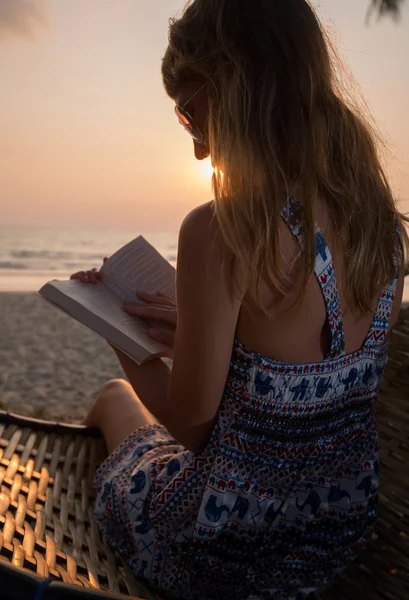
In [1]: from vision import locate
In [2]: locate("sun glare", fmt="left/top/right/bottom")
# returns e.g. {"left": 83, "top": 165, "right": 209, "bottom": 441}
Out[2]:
{"left": 199, "top": 157, "right": 215, "bottom": 181}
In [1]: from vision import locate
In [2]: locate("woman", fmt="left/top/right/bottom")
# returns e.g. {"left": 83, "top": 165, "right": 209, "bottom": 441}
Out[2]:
{"left": 72, "top": 1, "right": 408, "bottom": 598}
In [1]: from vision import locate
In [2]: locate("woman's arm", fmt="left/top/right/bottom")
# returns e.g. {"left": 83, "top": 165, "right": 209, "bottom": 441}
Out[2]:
{"left": 110, "top": 202, "right": 242, "bottom": 452}
{"left": 160, "top": 203, "right": 242, "bottom": 452}
{"left": 111, "top": 347, "right": 171, "bottom": 420}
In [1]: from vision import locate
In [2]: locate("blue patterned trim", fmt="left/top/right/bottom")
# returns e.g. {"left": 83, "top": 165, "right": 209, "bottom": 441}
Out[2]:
{"left": 281, "top": 197, "right": 346, "bottom": 359}
{"left": 365, "top": 220, "right": 402, "bottom": 347}
{"left": 232, "top": 337, "right": 387, "bottom": 375}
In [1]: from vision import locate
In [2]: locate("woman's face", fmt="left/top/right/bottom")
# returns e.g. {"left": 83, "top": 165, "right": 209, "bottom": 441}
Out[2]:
{"left": 173, "top": 81, "right": 210, "bottom": 161}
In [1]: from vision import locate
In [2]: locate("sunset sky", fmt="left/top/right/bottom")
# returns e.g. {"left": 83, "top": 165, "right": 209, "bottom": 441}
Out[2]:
{"left": 1, "top": 0, "right": 409, "bottom": 231}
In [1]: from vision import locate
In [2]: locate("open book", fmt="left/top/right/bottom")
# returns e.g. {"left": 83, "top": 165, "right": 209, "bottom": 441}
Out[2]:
{"left": 39, "top": 236, "right": 176, "bottom": 364}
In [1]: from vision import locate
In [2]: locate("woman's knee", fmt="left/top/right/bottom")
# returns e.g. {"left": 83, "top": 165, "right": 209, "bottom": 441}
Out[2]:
{"left": 86, "top": 378, "right": 157, "bottom": 451}
{"left": 95, "top": 378, "right": 137, "bottom": 406}
{"left": 99, "top": 378, "right": 131, "bottom": 396}
{"left": 85, "top": 379, "right": 137, "bottom": 425}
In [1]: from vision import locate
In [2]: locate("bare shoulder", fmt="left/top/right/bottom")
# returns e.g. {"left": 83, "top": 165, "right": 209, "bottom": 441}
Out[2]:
{"left": 180, "top": 201, "right": 216, "bottom": 242}
{"left": 178, "top": 202, "right": 243, "bottom": 300}
{"left": 179, "top": 201, "right": 232, "bottom": 262}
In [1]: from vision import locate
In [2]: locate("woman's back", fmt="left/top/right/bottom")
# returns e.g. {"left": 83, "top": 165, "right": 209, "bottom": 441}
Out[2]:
{"left": 238, "top": 196, "right": 405, "bottom": 364}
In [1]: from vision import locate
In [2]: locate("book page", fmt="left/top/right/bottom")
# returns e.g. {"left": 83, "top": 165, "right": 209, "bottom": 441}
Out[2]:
{"left": 47, "top": 280, "right": 165, "bottom": 352}
{"left": 101, "top": 236, "right": 176, "bottom": 303}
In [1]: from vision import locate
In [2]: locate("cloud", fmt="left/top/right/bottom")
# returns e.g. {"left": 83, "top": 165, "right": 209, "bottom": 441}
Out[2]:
{"left": 0, "top": 0, "right": 50, "bottom": 41}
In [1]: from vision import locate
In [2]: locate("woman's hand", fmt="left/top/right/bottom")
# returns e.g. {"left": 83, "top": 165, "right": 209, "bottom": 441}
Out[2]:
{"left": 70, "top": 259, "right": 176, "bottom": 356}
{"left": 124, "top": 291, "right": 177, "bottom": 356}
{"left": 70, "top": 257, "right": 108, "bottom": 283}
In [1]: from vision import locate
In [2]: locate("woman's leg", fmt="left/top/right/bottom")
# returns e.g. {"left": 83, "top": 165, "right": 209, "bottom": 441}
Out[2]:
{"left": 83, "top": 379, "right": 160, "bottom": 454}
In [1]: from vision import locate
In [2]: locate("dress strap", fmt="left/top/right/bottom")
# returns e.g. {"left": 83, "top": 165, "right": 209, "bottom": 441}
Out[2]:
{"left": 281, "top": 197, "right": 346, "bottom": 359}
{"left": 364, "top": 220, "right": 402, "bottom": 348}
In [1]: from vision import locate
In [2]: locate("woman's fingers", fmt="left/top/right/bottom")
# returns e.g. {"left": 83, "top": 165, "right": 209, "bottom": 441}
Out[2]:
{"left": 148, "top": 327, "right": 175, "bottom": 348}
{"left": 70, "top": 269, "right": 102, "bottom": 284}
{"left": 123, "top": 303, "right": 177, "bottom": 325}
{"left": 70, "top": 255, "right": 107, "bottom": 284}
{"left": 157, "top": 290, "right": 174, "bottom": 302}
{"left": 135, "top": 291, "right": 175, "bottom": 306}
{"left": 70, "top": 271, "right": 89, "bottom": 283}
{"left": 88, "top": 268, "right": 100, "bottom": 284}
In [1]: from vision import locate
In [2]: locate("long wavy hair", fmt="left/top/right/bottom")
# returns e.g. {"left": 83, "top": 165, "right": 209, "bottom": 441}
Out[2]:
{"left": 162, "top": 0, "right": 408, "bottom": 314}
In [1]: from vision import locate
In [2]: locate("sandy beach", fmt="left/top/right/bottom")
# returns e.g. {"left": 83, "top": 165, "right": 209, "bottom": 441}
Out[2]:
{"left": 0, "top": 292, "right": 124, "bottom": 422}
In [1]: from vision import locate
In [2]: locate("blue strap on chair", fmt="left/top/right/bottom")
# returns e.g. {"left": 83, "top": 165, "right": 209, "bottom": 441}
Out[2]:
{"left": 33, "top": 578, "right": 54, "bottom": 600}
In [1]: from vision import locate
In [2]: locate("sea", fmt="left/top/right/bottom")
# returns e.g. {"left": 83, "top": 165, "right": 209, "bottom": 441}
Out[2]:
{"left": 0, "top": 227, "right": 178, "bottom": 292}
{"left": 1, "top": 226, "right": 409, "bottom": 301}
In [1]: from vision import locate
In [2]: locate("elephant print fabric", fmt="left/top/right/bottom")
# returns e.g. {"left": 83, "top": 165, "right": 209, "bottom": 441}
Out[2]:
{"left": 93, "top": 197, "right": 401, "bottom": 600}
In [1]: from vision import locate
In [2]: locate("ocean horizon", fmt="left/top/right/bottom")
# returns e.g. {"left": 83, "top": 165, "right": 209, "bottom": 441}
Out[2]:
{"left": 0, "top": 226, "right": 178, "bottom": 292}
{"left": 1, "top": 225, "right": 409, "bottom": 303}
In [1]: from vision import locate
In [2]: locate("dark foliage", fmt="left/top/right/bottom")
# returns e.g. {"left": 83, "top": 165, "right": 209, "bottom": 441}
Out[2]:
{"left": 368, "top": 0, "right": 405, "bottom": 20}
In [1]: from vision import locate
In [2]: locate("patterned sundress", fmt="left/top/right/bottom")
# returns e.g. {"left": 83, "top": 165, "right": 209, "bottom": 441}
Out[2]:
{"left": 94, "top": 197, "right": 401, "bottom": 600}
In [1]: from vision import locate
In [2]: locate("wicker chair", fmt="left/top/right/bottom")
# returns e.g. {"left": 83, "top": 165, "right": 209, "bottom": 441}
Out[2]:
{"left": 0, "top": 310, "right": 409, "bottom": 600}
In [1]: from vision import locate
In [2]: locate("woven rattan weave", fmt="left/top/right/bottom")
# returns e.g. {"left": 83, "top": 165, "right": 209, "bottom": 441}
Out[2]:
{"left": 0, "top": 308, "right": 409, "bottom": 599}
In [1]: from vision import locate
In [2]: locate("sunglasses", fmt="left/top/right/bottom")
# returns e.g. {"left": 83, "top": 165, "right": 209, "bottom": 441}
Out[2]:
{"left": 174, "top": 83, "right": 207, "bottom": 144}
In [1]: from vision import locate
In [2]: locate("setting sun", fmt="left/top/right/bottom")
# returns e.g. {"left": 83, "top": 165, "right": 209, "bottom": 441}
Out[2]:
{"left": 199, "top": 157, "right": 214, "bottom": 181}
